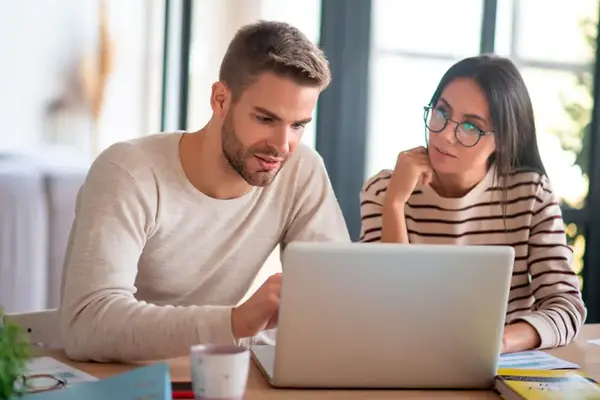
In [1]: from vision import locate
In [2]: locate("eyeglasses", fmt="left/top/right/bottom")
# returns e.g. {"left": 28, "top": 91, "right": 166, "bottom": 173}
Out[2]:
{"left": 17, "top": 374, "right": 66, "bottom": 393}
{"left": 423, "top": 106, "right": 493, "bottom": 148}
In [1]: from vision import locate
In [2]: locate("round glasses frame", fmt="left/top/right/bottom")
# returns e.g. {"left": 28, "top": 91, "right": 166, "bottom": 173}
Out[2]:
{"left": 18, "top": 374, "right": 67, "bottom": 393}
{"left": 423, "top": 105, "right": 494, "bottom": 148}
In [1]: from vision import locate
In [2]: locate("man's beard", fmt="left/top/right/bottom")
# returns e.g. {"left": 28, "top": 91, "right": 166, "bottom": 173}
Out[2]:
{"left": 221, "top": 113, "right": 288, "bottom": 187}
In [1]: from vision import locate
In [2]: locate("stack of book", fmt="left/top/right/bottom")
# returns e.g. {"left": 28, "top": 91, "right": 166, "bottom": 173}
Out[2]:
{"left": 495, "top": 368, "right": 600, "bottom": 399}
{"left": 495, "top": 350, "right": 600, "bottom": 399}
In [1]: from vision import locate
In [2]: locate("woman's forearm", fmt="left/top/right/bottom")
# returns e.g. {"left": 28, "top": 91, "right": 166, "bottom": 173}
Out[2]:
{"left": 381, "top": 201, "right": 409, "bottom": 243}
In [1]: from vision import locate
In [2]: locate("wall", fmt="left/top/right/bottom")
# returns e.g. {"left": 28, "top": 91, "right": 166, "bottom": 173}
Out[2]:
{"left": 0, "top": 0, "right": 85, "bottom": 152}
{"left": 0, "top": 0, "right": 162, "bottom": 158}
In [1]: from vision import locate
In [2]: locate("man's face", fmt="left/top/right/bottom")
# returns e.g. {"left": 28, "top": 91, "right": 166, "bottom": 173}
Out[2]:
{"left": 218, "top": 73, "right": 320, "bottom": 186}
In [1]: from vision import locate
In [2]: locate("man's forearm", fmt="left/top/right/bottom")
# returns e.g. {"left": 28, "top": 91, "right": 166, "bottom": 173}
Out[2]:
{"left": 381, "top": 201, "right": 409, "bottom": 243}
{"left": 60, "top": 297, "right": 236, "bottom": 362}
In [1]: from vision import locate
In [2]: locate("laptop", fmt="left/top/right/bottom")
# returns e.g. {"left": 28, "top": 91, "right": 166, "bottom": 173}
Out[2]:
{"left": 251, "top": 242, "right": 514, "bottom": 389}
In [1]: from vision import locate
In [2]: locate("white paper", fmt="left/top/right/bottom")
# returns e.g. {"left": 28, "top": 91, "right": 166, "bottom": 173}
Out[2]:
{"left": 587, "top": 338, "right": 600, "bottom": 346}
{"left": 24, "top": 357, "right": 98, "bottom": 386}
{"left": 498, "top": 350, "right": 580, "bottom": 370}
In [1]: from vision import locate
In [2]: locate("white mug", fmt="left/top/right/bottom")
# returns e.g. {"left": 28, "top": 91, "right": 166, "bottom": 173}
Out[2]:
{"left": 190, "top": 344, "right": 250, "bottom": 400}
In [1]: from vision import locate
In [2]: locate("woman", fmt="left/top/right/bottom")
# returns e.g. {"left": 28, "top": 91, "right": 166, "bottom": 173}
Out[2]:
{"left": 359, "top": 55, "right": 586, "bottom": 353}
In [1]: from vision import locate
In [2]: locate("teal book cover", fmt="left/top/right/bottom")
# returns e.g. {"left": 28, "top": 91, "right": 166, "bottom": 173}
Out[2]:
{"left": 21, "top": 362, "right": 172, "bottom": 400}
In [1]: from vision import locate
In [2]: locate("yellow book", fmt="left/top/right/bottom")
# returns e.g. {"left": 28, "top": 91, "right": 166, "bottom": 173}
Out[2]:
{"left": 495, "top": 368, "right": 600, "bottom": 399}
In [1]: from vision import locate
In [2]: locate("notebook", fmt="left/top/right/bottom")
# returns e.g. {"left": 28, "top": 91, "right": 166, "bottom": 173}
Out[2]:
{"left": 22, "top": 362, "right": 172, "bottom": 399}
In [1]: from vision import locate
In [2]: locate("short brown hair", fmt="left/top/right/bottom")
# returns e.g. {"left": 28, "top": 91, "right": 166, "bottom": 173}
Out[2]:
{"left": 219, "top": 20, "right": 331, "bottom": 101}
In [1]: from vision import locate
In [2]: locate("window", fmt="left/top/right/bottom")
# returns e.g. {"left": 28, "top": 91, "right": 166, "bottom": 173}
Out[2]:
{"left": 186, "top": 0, "right": 322, "bottom": 148}
{"left": 366, "top": 0, "right": 484, "bottom": 178}
{"left": 565, "top": 222, "right": 586, "bottom": 289}
{"left": 520, "top": 67, "right": 591, "bottom": 208}
{"left": 494, "top": 0, "right": 598, "bottom": 208}
{"left": 372, "top": 0, "right": 483, "bottom": 57}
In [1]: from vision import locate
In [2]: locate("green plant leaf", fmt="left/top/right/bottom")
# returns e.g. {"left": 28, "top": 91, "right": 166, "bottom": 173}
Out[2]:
{"left": 0, "top": 309, "right": 31, "bottom": 400}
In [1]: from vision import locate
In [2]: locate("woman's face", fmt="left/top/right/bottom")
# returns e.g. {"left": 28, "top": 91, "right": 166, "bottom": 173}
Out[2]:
{"left": 426, "top": 77, "right": 496, "bottom": 175}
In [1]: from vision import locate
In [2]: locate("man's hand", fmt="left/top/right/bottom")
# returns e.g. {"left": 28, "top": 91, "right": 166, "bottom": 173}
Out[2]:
{"left": 231, "top": 273, "right": 282, "bottom": 339}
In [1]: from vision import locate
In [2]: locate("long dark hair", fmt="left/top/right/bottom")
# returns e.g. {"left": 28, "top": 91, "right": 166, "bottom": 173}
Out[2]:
{"left": 428, "top": 54, "right": 547, "bottom": 183}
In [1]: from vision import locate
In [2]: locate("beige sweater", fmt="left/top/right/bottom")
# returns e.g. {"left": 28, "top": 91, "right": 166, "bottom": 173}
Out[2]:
{"left": 360, "top": 166, "right": 587, "bottom": 349}
{"left": 59, "top": 133, "right": 350, "bottom": 362}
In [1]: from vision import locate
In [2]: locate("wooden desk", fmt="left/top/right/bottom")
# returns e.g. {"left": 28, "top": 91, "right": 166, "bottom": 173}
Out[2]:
{"left": 41, "top": 324, "right": 600, "bottom": 399}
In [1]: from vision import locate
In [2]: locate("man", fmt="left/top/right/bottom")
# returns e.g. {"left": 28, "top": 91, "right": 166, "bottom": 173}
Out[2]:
{"left": 59, "top": 20, "right": 350, "bottom": 362}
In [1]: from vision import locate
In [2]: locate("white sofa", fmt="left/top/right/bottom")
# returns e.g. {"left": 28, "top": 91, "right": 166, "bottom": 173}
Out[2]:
{"left": 0, "top": 156, "right": 49, "bottom": 313}
{"left": 0, "top": 154, "right": 87, "bottom": 313}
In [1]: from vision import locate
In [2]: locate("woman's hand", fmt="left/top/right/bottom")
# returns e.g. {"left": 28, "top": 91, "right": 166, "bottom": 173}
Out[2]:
{"left": 501, "top": 322, "right": 542, "bottom": 353}
{"left": 380, "top": 147, "right": 433, "bottom": 243}
{"left": 385, "top": 146, "right": 434, "bottom": 206}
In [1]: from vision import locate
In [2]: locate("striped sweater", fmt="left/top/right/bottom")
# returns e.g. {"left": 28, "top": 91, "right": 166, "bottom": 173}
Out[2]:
{"left": 359, "top": 165, "right": 586, "bottom": 349}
